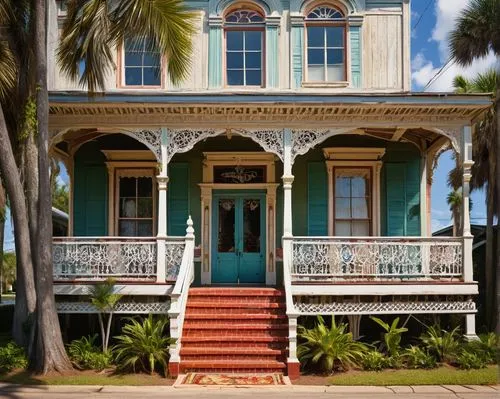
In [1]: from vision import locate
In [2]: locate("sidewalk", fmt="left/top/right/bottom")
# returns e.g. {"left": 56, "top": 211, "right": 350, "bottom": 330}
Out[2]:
{"left": 0, "top": 383, "right": 498, "bottom": 394}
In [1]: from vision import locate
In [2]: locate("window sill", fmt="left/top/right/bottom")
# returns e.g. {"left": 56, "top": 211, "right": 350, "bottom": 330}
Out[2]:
{"left": 302, "top": 81, "right": 349, "bottom": 88}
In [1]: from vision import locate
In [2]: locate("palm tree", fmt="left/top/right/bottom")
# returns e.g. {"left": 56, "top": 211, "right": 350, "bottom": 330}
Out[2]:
{"left": 0, "top": 0, "right": 195, "bottom": 373}
{"left": 89, "top": 278, "right": 122, "bottom": 353}
{"left": 57, "top": 0, "right": 196, "bottom": 93}
{"left": 449, "top": 0, "right": 500, "bottom": 333}
{"left": 447, "top": 190, "right": 463, "bottom": 237}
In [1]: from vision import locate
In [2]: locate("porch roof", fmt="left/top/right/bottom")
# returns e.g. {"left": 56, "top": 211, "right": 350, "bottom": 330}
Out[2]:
{"left": 49, "top": 91, "right": 492, "bottom": 129}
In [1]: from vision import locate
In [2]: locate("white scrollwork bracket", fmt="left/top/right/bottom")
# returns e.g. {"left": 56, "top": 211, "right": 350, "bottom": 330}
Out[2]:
{"left": 291, "top": 129, "right": 352, "bottom": 163}
{"left": 121, "top": 128, "right": 162, "bottom": 161}
{"left": 166, "top": 129, "right": 224, "bottom": 163}
{"left": 232, "top": 129, "right": 284, "bottom": 161}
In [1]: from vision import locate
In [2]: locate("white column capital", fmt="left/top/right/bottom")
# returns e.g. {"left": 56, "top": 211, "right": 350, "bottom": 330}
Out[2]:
{"left": 156, "top": 175, "right": 169, "bottom": 190}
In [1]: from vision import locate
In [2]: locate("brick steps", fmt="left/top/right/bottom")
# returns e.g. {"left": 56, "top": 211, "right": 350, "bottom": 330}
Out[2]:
{"left": 178, "top": 287, "right": 289, "bottom": 374}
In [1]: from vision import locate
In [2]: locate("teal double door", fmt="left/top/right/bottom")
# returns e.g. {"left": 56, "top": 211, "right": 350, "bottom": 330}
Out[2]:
{"left": 212, "top": 191, "right": 266, "bottom": 284}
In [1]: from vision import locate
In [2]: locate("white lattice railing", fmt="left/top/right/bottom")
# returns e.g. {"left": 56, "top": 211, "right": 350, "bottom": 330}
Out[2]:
{"left": 53, "top": 237, "right": 185, "bottom": 281}
{"left": 168, "top": 217, "right": 196, "bottom": 366}
{"left": 290, "top": 237, "right": 464, "bottom": 281}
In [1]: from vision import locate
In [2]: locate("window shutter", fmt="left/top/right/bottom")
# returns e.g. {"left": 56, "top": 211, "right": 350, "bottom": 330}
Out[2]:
{"left": 385, "top": 163, "right": 406, "bottom": 236}
{"left": 307, "top": 162, "right": 328, "bottom": 235}
{"left": 167, "top": 163, "right": 190, "bottom": 236}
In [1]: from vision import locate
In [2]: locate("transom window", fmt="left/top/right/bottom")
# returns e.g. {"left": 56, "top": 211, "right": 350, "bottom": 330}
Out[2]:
{"left": 123, "top": 37, "right": 161, "bottom": 86}
{"left": 306, "top": 5, "right": 346, "bottom": 82}
{"left": 334, "top": 168, "right": 371, "bottom": 236}
{"left": 225, "top": 9, "right": 264, "bottom": 86}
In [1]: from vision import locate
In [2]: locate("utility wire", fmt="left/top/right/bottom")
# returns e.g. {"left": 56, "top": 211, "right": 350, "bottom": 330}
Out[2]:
{"left": 412, "top": 0, "right": 434, "bottom": 31}
{"left": 423, "top": 57, "right": 454, "bottom": 91}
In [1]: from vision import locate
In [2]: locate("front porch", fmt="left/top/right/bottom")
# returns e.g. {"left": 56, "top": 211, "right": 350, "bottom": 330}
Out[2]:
{"left": 49, "top": 92, "right": 489, "bottom": 377}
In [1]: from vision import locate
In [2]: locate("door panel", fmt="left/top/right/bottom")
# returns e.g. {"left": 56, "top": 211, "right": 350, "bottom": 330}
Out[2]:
{"left": 212, "top": 193, "right": 265, "bottom": 284}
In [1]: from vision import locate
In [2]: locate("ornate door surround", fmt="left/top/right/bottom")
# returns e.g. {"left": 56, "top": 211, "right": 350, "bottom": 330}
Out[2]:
{"left": 199, "top": 152, "right": 278, "bottom": 285}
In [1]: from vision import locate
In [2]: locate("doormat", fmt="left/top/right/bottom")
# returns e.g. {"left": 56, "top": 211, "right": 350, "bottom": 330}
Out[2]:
{"left": 181, "top": 373, "right": 286, "bottom": 385}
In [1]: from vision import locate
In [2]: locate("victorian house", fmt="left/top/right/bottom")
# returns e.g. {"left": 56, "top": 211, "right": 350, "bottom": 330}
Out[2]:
{"left": 48, "top": 0, "right": 490, "bottom": 378}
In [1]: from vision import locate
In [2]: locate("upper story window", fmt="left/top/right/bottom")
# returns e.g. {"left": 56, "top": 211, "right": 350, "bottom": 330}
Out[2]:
{"left": 305, "top": 5, "right": 346, "bottom": 82}
{"left": 123, "top": 37, "right": 161, "bottom": 87}
{"left": 224, "top": 9, "right": 265, "bottom": 87}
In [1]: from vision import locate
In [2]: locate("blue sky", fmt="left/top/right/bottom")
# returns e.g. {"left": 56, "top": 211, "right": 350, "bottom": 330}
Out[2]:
{"left": 2, "top": 0, "right": 496, "bottom": 250}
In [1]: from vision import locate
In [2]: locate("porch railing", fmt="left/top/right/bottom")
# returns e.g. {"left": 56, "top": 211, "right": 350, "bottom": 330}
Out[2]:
{"left": 53, "top": 236, "right": 185, "bottom": 281}
{"left": 290, "top": 237, "right": 464, "bottom": 282}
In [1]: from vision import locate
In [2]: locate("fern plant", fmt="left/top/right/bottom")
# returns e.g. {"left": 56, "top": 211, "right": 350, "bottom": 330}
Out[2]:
{"left": 370, "top": 316, "right": 408, "bottom": 357}
{"left": 67, "top": 335, "right": 112, "bottom": 371}
{"left": 114, "top": 315, "right": 174, "bottom": 374}
{"left": 456, "top": 349, "right": 487, "bottom": 370}
{"left": 403, "top": 346, "right": 437, "bottom": 369}
{"left": 420, "top": 325, "right": 461, "bottom": 363}
{"left": 362, "top": 349, "right": 387, "bottom": 371}
{"left": 297, "top": 316, "right": 367, "bottom": 373}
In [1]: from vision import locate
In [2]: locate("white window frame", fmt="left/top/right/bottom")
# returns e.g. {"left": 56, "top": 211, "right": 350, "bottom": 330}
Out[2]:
{"left": 324, "top": 148, "right": 385, "bottom": 236}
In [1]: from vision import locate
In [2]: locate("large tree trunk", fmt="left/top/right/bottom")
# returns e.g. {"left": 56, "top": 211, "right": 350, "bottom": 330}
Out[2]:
{"left": 0, "top": 177, "right": 5, "bottom": 303}
{"left": 0, "top": 106, "right": 36, "bottom": 346}
{"left": 31, "top": 0, "right": 72, "bottom": 373}
{"left": 485, "top": 178, "right": 494, "bottom": 330}
{"left": 24, "top": 133, "right": 39, "bottom": 262}
{"left": 495, "top": 88, "right": 500, "bottom": 335}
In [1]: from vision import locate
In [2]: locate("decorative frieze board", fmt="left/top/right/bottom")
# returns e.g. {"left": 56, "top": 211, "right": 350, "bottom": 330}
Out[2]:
{"left": 293, "top": 300, "right": 476, "bottom": 315}
{"left": 56, "top": 301, "right": 170, "bottom": 314}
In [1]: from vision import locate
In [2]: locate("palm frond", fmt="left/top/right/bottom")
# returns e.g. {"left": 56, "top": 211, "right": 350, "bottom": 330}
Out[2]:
{"left": 471, "top": 69, "right": 498, "bottom": 94}
{"left": 57, "top": 0, "right": 114, "bottom": 93}
{"left": 449, "top": 0, "right": 500, "bottom": 66}
{"left": 109, "top": 0, "right": 197, "bottom": 85}
{"left": 452, "top": 75, "right": 473, "bottom": 94}
{"left": 0, "top": 40, "right": 17, "bottom": 103}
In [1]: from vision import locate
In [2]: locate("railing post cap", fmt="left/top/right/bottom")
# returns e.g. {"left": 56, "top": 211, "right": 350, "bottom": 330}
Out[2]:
{"left": 186, "top": 216, "right": 195, "bottom": 237}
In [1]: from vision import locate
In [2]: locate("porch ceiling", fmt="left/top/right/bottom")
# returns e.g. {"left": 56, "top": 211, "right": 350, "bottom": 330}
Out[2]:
{"left": 49, "top": 92, "right": 492, "bottom": 129}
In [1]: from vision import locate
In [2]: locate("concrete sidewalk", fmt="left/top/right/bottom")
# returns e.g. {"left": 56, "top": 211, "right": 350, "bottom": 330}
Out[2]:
{"left": 0, "top": 383, "right": 498, "bottom": 395}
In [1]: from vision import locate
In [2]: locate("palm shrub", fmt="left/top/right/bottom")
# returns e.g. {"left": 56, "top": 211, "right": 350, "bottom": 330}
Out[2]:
{"left": 297, "top": 316, "right": 367, "bottom": 373}
{"left": 89, "top": 278, "right": 122, "bottom": 352}
{"left": 0, "top": 342, "right": 27, "bottom": 373}
{"left": 420, "top": 326, "right": 461, "bottom": 363}
{"left": 67, "top": 335, "right": 112, "bottom": 371}
{"left": 403, "top": 346, "right": 437, "bottom": 369}
{"left": 362, "top": 349, "right": 387, "bottom": 371}
{"left": 463, "top": 333, "right": 499, "bottom": 364}
{"left": 114, "top": 315, "right": 174, "bottom": 375}
{"left": 370, "top": 316, "right": 407, "bottom": 368}
{"left": 456, "top": 350, "right": 487, "bottom": 370}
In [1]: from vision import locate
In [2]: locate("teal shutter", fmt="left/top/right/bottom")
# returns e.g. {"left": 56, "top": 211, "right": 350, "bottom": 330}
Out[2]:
{"left": 307, "top": 162, "right": 328, "bottom": 235}
{"left": 405, "top": 157, "right": 421, "bottom": 236}
{"left": 167, "top": 163, "right": 190, "bottom": 236}
{"left": 73, "top": 165, "right": 107, "bottom": 236}
{"left": 385, "top": 163, "right": 406, "bottom": 236}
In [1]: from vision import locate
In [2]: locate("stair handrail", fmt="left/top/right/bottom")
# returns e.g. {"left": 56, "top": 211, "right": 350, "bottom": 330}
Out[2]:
{"left": 168, "top": 216, "right": 195, "bottom": 366}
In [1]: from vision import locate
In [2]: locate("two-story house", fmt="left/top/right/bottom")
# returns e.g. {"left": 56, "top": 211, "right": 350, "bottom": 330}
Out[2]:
{"left": 48, "top": 0, "right": 491, "bottom": 378}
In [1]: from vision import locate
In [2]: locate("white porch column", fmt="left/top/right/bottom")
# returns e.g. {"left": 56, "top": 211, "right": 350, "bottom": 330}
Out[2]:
{"left": 156, "top": 127, "right": 169, "bottom": 283}
{"left": 461, "top": 125, "right": 474, "bottom": 283}
{"left": 283, "top": 128, "right": 294, "bottom": 238}
{"left": 420, "top": 144, "right": 429, "bottom": 236}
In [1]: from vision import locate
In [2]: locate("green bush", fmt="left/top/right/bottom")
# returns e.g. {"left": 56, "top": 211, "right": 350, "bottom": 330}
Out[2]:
{"left": 362, "top": 350, "right": 387, "bottom": 371}
{"left": 370, "top": 317, "right": 408, "bottom": 358}
{"left": 456, "top": 350, "right": 487, "bottom": 370}
{"left": 114, "top": 315, "right": 174, "bottom": 374}
{"left": 403, "top": 346, "right": 437, "bottom": 369}
{"left": 0, "top": 342, "right": 27, "bottom": 373}
{"left": 465, "top": 333, "right": 499, "bottom": 364}
{"left": 420, "top": 326, "right": 461, "bottom": 363}
{"left": 67, "top": 335, "right": 112, "bottom": 371}
{"left": 297, "top": 316, "right": 367, "bottom": 373}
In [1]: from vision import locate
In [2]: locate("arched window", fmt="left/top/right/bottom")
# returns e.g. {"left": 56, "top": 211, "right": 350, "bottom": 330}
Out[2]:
{"left": 305, "top": 5, "right": 346, "bottom": 82}
{"left": 224, "top": 8, "right": 265, "bottom": 86}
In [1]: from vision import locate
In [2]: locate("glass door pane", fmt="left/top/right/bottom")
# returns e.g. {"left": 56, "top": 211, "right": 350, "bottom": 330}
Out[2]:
{"left": 243, "top": 199, "right": 260, "bottom": 253}
{"left": 118, "top": 175, "right": 154, "bottom": 236}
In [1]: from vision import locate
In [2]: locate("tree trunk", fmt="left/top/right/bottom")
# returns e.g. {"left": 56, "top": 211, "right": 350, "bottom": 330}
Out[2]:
{"left": 24, "top": 133, "right": 39, "bottom": 264}
{"left": 0, "top": 105, "right": 37, "bottom": 346}
{"left": 31, "top": 0, "right": 72, "bottom": 373}
{"left": 485, "top": 160, "right": 495, "bottom": 331}
{"left": 98, "top": 313, "right": 106, "bottom": 352}
{"left": 0, "top": 177, "right": 5, "bottom": 303}
{"left": 495, "top": 88, "right": 500, "bottom": 335}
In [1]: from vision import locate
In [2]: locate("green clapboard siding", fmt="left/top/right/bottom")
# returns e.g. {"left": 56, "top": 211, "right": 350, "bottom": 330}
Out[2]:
{"left": 307, "top": 162, "right": 328, "bottom": 235}
{"left": 73, "top": 143, "right": 108, "bottom": 236}
{"left": 385, "top": 160, "right": 421, "bottom": 236}
{"left": 168, "top": 163, "right": 190, "bottom": 236}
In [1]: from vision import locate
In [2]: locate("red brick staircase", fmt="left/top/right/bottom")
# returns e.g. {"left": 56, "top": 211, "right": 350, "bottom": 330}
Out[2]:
{"left": 179, "top": 287, "right": 289, "bottom": 374}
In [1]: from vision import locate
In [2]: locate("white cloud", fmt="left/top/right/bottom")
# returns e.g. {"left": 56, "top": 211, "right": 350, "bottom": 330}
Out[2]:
{"left": 411, "top": 0, "right": 498, "bottom": 92}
